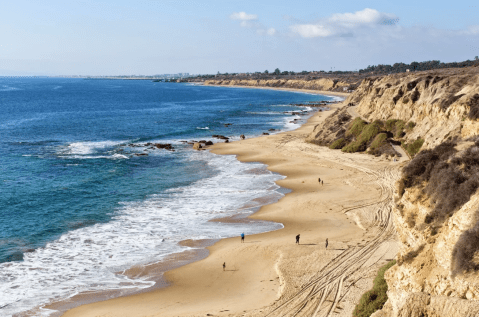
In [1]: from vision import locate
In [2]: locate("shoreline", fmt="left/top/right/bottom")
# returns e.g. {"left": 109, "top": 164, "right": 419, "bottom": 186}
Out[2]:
{"left": 37, "top": 93, "right": 325, "bottom": 316}
{"left": 60, "top": 98, "right": 399, "bottom": 317}
{"left": 202, "top": 83, "right": 350, "bottom": 98}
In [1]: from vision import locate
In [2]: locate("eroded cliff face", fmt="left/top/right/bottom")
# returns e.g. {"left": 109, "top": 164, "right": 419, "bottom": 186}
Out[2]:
{"left": 346, "top": 68, "right": 479, "bottom": 150}
{"left": 345, "top": 67, "right": 479, "bottom": 316}
{"left": 204, "top": 78, "right": 356, "bottom": 92}
{"left": 374, "top": 179, "right": 479, "bottom": 316}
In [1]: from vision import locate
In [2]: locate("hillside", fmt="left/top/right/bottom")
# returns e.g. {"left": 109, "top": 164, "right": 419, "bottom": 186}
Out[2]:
{"left": 203, "top": 77, "right": 360, "bottom": 93}
{"left": 309, "top": 66, "right": 479, "bottom": 316}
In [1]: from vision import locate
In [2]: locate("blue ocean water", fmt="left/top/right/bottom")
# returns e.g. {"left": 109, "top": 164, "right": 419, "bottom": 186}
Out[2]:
{"left": 0, "top": 78, "right": 334, "bottom": 315}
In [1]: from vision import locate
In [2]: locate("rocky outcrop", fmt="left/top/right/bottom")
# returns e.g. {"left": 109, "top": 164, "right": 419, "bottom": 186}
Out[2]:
{"left": 346, "top": 67, "right": 479, "bottom": 150}
{"left": 204, "top": 78, "right": 357, "bottom": 92}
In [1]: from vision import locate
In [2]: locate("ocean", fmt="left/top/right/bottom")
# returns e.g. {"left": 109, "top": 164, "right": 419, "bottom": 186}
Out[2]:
{"left": 0, "top": 78, "right": 335, "bottom": 316}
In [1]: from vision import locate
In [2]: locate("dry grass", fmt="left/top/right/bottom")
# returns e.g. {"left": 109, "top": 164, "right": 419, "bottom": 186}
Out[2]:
{"left": 400, "top": 142, "right": 479, "bottom": 226}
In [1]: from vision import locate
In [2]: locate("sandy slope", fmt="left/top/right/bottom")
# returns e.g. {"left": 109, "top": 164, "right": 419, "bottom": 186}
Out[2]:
{"left": 61, "top": 103, "right": 401, "bottom": 317}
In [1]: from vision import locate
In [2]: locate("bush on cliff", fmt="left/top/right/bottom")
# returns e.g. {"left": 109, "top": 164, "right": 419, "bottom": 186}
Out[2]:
{"left": 353, "top": 260, "right": 396, "bottom": 317}
{"left": 385, "top": 119, "right": 407, "bottom": 138}
{"left": 346, "top": 118, "right": 367, "bottom": 138}
{"left": 329, "top": 138, "right": 346, "bottom": 149}
{"left": 358, "top": 122, "right": 381, "bottom": 144}
{"left": 342, "top": 121, "right": 381, "bottom": 153}
{"left": 342, "top": 140, "right": 366, "bottom": 153}
{"left": 369, "top": 133, "right": 388, "bottom": 151}
{"left": 400, "top": 141, "right": 479, "bottom": 225}
{"left": 404, "top": 138, "right": 424, "bottom": 157}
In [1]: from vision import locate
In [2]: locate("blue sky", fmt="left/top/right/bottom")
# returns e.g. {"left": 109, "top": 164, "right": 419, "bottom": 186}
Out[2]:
{"left": 1, "top": 0, "right": 478, "bottom": 75}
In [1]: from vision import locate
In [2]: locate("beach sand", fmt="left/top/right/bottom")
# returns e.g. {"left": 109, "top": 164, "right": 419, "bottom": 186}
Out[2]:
{"left": 60, "top": 99, "right": 401, "bottom": 317}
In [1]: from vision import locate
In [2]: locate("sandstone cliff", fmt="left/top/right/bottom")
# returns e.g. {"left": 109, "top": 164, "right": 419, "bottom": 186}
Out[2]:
{"left": 204, "top": 78, "right": 357, "bottom": 92}
{"left": 345, "top": 67, "right": 479, "bottom": 316}
{"left": 305, "top": 67, "right": 479, "bottom": 316}
{"left": 346, "top": 67, "right": 479, "bottom": 150}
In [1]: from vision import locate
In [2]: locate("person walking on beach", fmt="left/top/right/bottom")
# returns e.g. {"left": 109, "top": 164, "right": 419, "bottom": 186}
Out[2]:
{"left": 322, "top": 180, "right": 324, "bottom": 186}
{"left": 318, "top": 177, "right": 321, "bottom": 185}
{"left": 223, "top": 262, "right": 226, "bottom": 271}
{"left": 296, "top": 234, "right": 300, "bottom": 244}
{"left": 241, "top": 232, "right": 245, "bottom": 243}
{"left": 325, "top": 238, "right": 328, "bottom": 249}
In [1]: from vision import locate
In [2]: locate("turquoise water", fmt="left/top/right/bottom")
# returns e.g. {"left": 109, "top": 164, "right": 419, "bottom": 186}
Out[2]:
{"left": 0, "top": 78, "right": 334, "bottom": 315}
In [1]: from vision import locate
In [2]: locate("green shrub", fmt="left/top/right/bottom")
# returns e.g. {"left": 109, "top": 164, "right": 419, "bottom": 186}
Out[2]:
{"left": 346, "top": 118, "right": 367, "bottom": 138}
{"left": 370, "top": 133, "right": 388, "bottom": 150}
{"left": 394, "top": 120, "right": 406, "bottom": 138}
{"left": 385, "top": 119, "right": 398, "bottom": 132}
{"left": 405, "top": 138, "right": 424, "bottom": 157}
{"left": 406, "top": 121, "right": 416, "bottom": 131}
{"left": 353, "top": 260, "right": 396, "bottom": 317}
{"left": 341, "top": 140, "right": 366, "bottom": 153}
{"left": 358, "top": 122, "right": 381, "bottom": 144}
{"left": 385, "top": 119, "right": 407, "bottom": 138}
{"left": 329, "top": 138, "right": 346, "bottom": 149}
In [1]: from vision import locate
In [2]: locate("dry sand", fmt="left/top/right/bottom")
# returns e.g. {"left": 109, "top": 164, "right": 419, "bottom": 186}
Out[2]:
{"left": 61, "top": 99, "right": 401, "bottom": 317}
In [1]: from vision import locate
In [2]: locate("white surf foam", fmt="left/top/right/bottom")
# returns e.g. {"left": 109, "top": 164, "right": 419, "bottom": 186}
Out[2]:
{"left": 0, "top": 85, "right": 22, "bottom": 92}
{"left": 196, "top": 127, "right": 209, "bottom": 130}
{"left": 61, "top": 140, "right": 126, "bottom": 155}
{"left": 0, "top": 151, "right": 284, "bottom": 316}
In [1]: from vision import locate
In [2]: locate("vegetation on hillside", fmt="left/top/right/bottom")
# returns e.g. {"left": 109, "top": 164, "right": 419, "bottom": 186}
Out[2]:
{"left": 358, "top": 59, "right": 479, "bottom": 74}
{"left": 353, "top": 260, "right": 396, "bottom": 317}
{"left": 323, "top": 115, "right": 422, "bottom": 158}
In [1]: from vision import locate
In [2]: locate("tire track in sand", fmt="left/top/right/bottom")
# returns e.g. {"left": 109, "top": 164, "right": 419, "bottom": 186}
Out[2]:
{"left": 262, "top": 139, "right": 402, "bottom": 317}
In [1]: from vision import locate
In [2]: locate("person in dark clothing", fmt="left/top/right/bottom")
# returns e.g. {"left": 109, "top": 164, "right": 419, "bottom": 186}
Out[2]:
{"left": 241, "top": 232, "right": 245, "bottom": 243}
{"left": 322, "top": 180, "right": 324, "bottom": 186}
{"left": 296, "top": 234, "right": 300, "bottom": 244}
{"left": 318, "top": 177, "right": 321, "bottom": 184}
{"left": 223, "top": 262, "right": 226, "bottom": 271}
{"left": 325, "top": 238, "right": 329, "bottom": 249}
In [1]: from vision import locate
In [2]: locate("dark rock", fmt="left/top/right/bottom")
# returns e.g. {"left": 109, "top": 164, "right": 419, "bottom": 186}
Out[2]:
{"left": 240, "top": 134, "right": 245, "bottom": 140}
{"left": 263, "top": 132, "right": 270, "bottom": 135}
{"left": 213, "top": 135, "right": 229, "bottom": 140}
{"left": 205, "top": 141, "right": 214, "bottom": 146}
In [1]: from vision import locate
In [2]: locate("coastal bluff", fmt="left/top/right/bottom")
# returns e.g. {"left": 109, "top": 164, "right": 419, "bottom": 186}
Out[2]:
{"left": 204, "top": 77, "right": 357, "bottom": 93}
{"left": 310, "top": 66, "right": 479, "bottom": 316}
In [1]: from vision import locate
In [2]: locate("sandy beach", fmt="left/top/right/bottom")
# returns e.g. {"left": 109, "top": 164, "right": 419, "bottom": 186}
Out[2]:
{"left": 60, "top": 96, "right": 401, "bottom": 317}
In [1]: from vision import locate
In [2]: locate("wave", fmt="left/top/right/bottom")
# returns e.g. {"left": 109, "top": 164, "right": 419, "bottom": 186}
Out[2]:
{"left": 196, "top": 127, "right": 209, "bottom": 130}
{"left": 0, "top": 85, "right": 22, "bottom": 92}
{"left": 0, "top": 151, "right": 284, "bottom": 316}
{"left": 60, "top": 140, "right": 127, "bottom": 155}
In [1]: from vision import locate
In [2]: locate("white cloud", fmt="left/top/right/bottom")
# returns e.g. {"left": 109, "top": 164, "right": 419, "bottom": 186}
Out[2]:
{"left": 291, "top": 8, "right": 399, "bottom": 38}
{"left": 464, "top": 25, "right": 479, "bottom": 35}
{"left": 231, "top": 12, "right": 276, "bottom": 36}
{"left": 256, "top": 28, "right": 277, "bottom": 36}
{"left": 267, "top": 28, "right": 276, "bottom": 36}
{"left": 230, "top": 12, "right": 258, "bottom": 21}
{"left": 290, "top": 25, "right": 333, "bottom": 38}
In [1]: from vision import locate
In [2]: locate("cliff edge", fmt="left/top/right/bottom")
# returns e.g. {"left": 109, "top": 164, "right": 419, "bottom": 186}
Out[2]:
{"left": 307, "top": 66, "right": 479, "bottom": 316}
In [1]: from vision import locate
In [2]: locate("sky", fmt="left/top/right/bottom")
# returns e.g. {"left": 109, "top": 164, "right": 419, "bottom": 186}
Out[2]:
{"left": 1, "top": 0, "right": 478, "bottom": 76}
